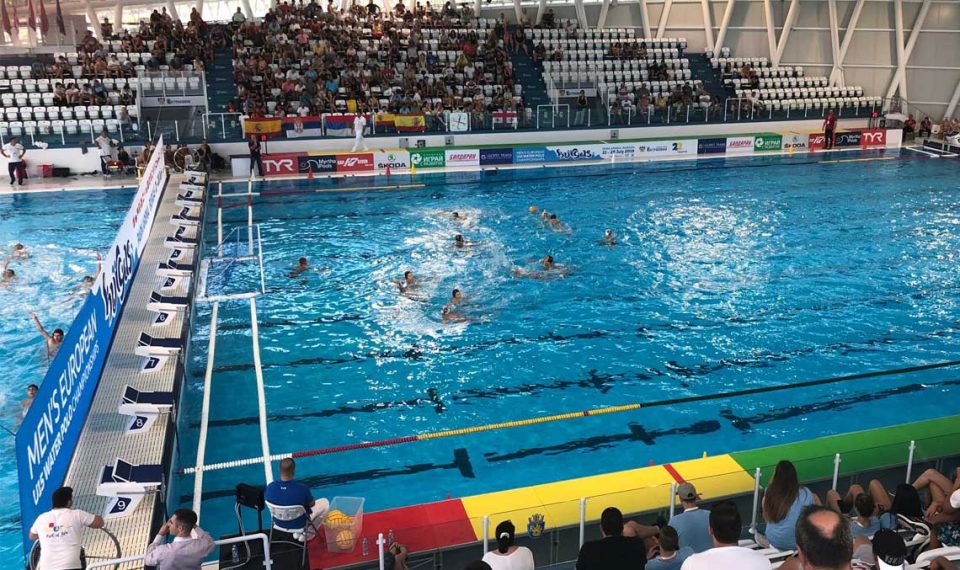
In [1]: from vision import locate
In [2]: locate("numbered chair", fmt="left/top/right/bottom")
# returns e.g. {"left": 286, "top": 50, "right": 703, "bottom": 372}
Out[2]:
{"left": 134, "top": 332, "right": 184, "bottom": 358}
{"left": 265, "top": 502, "right": 315, "bottom": 568}
{"left": 95, "top": 458, "right": 163, "bottom": 519}
{"left": 157, "top": 260, "right": 193, "bottom": 278}
{"left": 175, "top": 192, "right": 203, "bottom": 207}
{"left": 163, "top": 233, "right": 198, "bottom": 249}
{"left": 117, "top": 385, "right": 174, "bottom": 433}
{"left": 170, "top": 205, "right": 200, "bottom": 226}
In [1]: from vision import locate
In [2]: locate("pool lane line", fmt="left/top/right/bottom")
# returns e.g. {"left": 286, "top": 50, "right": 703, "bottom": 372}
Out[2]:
{"left": 177, "top": 358, "right": 960, "bottom": 476}
{"left": 821, "top": 156, "right": 899, "bottom": 164}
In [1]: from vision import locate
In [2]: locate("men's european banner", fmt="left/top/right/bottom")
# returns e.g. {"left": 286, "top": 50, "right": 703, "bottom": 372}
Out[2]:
{"left": 15, "top": 136, "right": 168, "bottom": 553}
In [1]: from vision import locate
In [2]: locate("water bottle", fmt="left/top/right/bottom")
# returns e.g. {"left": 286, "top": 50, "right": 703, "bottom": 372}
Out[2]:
{"left": 387, "top": 529, "right": 395, "bottom": 546}
{"left": 231, "top": 544, "right": 240, "bottom": 563}
{"left": 361, "top": 537, "right": 369, "bottom": 556}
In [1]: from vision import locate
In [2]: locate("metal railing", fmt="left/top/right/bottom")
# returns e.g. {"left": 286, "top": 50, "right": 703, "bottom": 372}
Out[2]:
{"left": 86, "top": 532, "right": 273, "bottom": 570}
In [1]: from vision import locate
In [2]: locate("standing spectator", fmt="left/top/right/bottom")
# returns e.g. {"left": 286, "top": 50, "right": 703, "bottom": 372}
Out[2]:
{"left": 2, "top": 136, "right": 26, "bottom": 185}
{"left": 669, "top": 483, "right": 712, "bottom": 553}
{"left": 760, "top": 460, "right": 820, "bottom": 550}
{"left": 822, "top": 109, "right": 838, "bottom": 150}
{"left": 482, "top": 520, "right": 534, "bottom": 570}
{"left": 248, "top": 135, "right": 262, "bottom": 177}
{"left": 29, "top": 486, "right": 105, "bottom": 570}
{"left": 264, "top": 458, "right": 330, "bottom": 540}
{"left": 144, "top": 509, "right": 215, "bottom": 570}
{"left": 647, "top": 526, "right": 692, "bottom": 570}
{"left": 574, "top": 90, "right": 588, "bottom": 126}
{"left": 351, "top": 111, "right": 369, "bottom": 152}
{"left": 232, "top": 6, "right": 246, "bottom": 27}
{"left": 680, "top": 501, "right": 770, "bottom": 570}
{"left": 95, "top": 129, "right": 114, "bottom": 174}
{"left": 778, "top": 506, "right": 853, "bottom": 570}
{"left": 575, "top": 507, "right": 648, "bottom": 570}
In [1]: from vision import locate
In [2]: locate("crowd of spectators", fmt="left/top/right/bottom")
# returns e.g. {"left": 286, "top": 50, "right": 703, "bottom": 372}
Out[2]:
{"left": 228, "top": 1, "right": 525, "bottom": 125}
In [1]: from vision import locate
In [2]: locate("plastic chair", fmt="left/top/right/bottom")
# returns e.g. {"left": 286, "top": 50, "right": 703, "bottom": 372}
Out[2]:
{"left": 265, "top": 501, "right": 314, "bottom": 567}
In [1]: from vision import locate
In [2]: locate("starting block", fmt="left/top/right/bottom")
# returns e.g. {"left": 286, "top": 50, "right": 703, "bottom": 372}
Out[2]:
{"left": 118, "top": 385, "right": 174, "bottom": 433}
{"left": 96, "top": 458, "right": 164, "bottom": 519}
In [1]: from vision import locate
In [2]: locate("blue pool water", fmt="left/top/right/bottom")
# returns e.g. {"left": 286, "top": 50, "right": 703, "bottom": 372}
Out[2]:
{"left": 0, "top": 187, "right": 135, "bottom": 560}
{"left": 175, "top": 151, "right": 960, "bottom": 539}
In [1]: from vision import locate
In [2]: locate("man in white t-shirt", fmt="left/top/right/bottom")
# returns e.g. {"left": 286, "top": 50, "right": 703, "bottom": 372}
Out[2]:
{"left": 681, "top": 501, "right": 771, "bottom": 570}
{"left": 95, "top": 129, "right": 114, "bottom": 173}
{"left": 351, "top": 112, "right": 369, "bottom": 152}
{"left": 29, "top": 486, "right": 105, "bottom": 570}
{"left": 1, "top": 136, "right": 26, "bottom": 185}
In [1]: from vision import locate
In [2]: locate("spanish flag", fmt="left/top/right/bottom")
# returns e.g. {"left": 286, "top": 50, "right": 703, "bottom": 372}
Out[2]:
{"left": 395, "top": 114, "right": 426, "bottom": 132}
{"left": 242, "top": 118, "right": 282, "bottom": 137}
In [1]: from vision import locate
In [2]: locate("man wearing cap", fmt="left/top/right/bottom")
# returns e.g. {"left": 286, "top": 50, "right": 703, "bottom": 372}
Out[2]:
{"left": 869, "top": 527, "right": 907, "bottom": 570}
{"left": 669, "top": 482, "right": 713, "bottom": 553}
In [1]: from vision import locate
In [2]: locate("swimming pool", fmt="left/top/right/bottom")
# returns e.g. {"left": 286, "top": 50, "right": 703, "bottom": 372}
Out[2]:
{"left": 175, "top": 151, "right": 960, "bottom": 541}
{"left": 0, "top": 187, "right": 135, "bottom": 560}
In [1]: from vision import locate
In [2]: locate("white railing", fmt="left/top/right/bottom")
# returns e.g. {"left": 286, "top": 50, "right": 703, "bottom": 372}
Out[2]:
{"left": 86, "top": 532, "right": 273, "bottom": 570}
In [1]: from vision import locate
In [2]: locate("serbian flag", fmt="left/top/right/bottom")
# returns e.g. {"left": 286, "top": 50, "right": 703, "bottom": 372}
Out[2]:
{"left": 54, "top": 0, "right": 63, "bottom": 34}
{"left": 282, "top": 116, "right": 323, "bottom": 138}
{"left": 242, "top": 118, "right": 282, "bottom": 137}
{"left": 493, "top": 111, "right": 518, "bottom": 128}
{"left": 394, "top": 113, "right": 426, "bottom": 132}
{"left": 27, "top": 0, "right": 34, "bottom": 30}
{"left": 38, "top": 0, "right": 46, "bottom": 33}
{"left": 1, "top": 0, "right": 10, "bottom": 35}
{"left": 323, "top": 113, "right": 369, "bottom": 137}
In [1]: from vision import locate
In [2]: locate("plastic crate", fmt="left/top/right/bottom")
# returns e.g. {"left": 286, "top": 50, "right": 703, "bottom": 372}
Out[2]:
{"left": 323, "top": 497, "right": 365, "bottom": 553}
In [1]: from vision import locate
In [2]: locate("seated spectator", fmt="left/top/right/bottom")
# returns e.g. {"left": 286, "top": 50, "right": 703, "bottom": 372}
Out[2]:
{"left": 919, "top": 116, "right": 933, "bottom": 138}
{"left": 826, "top": 483, "right": 895, "bottom": 539}
{"left": 144, "top": 508, "right": 215, "bottom": 570}
{"left": 779, "top": 506, "right": 852, "bottom": 570}
{"left": 912, "top": 467, "right": 960, "bottom": 549}
{"left": 264, "top": 458, "right": 330, "bottom": 540}
{"left": 576, "top": 507, "right": 648, "bottom": 570}
{"left": 647, "top": 526, "right": 692, "bottom": 570}
{"left": 53, "top": 83, "right": 66, "bottom": 105}
{"left": 66, "top": 83, "right": 80, "bottom": 105}
{"left": 680, "top": 501, "right": 770, "bottom": 570}
{"left": 903, "top": 114, "right": 917, "bottom": 138}
{"left": 760, "top": 460, "right": 820, "bottom": 551}
{"left": 669, "top": 483, "right": 712, "bottom": 553}
{"left": 482, "top": 520, "right": 534, "bottom": 570}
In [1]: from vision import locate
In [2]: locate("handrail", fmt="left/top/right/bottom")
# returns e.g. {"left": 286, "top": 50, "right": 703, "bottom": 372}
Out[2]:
{"left": 86, "top": 532, "right": 273, "bottom": 570}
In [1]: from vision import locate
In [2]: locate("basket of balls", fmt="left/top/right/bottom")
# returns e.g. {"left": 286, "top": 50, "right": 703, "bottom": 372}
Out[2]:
{"left": 323, "top": 497, "right": 365, "bottom": 553}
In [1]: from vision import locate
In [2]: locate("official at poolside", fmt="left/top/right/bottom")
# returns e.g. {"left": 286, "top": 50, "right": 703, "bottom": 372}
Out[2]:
{"left": 265, "top": 458, "right": 330, "bottom": 540}
{"left": 29, "top": 486, "right": 105, "bottom": 570}
{"left": 144, "top": 508, "right": 215, "bottom": 570}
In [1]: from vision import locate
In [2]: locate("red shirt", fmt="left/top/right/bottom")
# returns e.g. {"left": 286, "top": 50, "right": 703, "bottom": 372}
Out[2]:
{"left": 824, "top": 114, "right": 837, "bottom": 129}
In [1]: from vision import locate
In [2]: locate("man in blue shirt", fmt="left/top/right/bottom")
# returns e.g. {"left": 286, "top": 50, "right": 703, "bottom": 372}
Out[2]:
{"left": 669, "top": 482, "right": 712, "bottom": 553}
{"left": 264, "top": 458, "right": 329, "bottom": 540}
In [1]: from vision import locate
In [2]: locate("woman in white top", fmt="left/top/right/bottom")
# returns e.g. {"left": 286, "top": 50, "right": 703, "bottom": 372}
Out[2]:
{"left": 482, "top": 520, "right": 535, "bottom": 570}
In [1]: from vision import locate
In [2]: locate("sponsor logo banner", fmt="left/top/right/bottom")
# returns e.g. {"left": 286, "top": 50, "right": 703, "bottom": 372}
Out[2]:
{"left": 834, "top": 131, "right": 862, "bottom": 148}
{"left": 860, "top": 129, "right": 886, "bottom": 147}
{"left": 261, "top": 153, "right": 300, "bottom": 176}
{"left": 781, "top": 133, "right": 809, "bottom": 151}
{"left": 298, "top": 154, "right": 336, "bottom": 174}
{"left": 445, "top": 149, "right": 481, "bottom": 166}
{"left": 514, "top": 147, "right": 547, "bottom": 164}
{"left": 808, "top": 133, "right": 827, "bottom": 150}
{"left": 599, "top": 143, "right": 638, "bottom": 159}
{"left": 544, "top": 145, "right": 602, "bottom": 161}
{"left": 141, "top": 95, "right": 209, "bottom": 108}
{"left": 336, "top": 153, "right": 375, "bottom": 172}
{"left": 409, "top": 149, "right": 445, "bottom": 168}
{"left": 479, "top": 148, "right": 514, "bottom": 165}
{"left": 637, "top": 139, "right": 696, "bottom": 157}
{"left": 374, "top": 151, "right": 410, "bottom": 170}
{"left": 698, "top": 137, "right": 727, "bottom": 155}
{"left": 726, "top": 136, "right": 755, "bottom": 154}
{"left": 754, "top": 134, "right": 783, "bottom": 152}
{"left": 16, "top": 138, "right": 168, "bottom": 553}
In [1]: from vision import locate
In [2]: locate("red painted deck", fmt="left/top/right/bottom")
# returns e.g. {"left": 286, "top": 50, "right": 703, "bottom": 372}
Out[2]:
{"left": 308, "top": 499, "right": 478, "bottom": 569}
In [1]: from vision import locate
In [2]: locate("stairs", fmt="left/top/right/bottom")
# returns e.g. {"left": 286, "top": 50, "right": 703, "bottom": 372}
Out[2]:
{"left": 205, "top": 47, "right": 236, "bottom": 113}
{"left": 510, "top": 43, "right": 551, "bottom": 110}
{"left": 686, "top": 53, "right": 731, "bottom": 101}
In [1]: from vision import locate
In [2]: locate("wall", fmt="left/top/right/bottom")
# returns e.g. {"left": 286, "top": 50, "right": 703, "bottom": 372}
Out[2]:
{"left": 11, "top": 146, "right": 108, "bottom": 175}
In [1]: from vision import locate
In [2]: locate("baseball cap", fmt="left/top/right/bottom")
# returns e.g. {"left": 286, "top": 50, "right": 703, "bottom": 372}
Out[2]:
{"left": 676, "top": 483, "right": 700, "bottom": 501}
{"left": 872, "top": 528, "right": 907, "bottom": 570}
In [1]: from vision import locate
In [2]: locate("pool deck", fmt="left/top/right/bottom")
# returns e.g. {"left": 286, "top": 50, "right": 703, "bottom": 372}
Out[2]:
{"left": 307, "top": 415, "right": 960, "bottom": 568}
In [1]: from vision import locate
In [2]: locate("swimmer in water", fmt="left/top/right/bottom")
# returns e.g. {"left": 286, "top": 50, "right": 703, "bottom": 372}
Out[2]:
{"left": 77, "top": 253, "right": 102, "bottom": 295}
{"left": 289, "top": 257, "right": 309, "bottom": 278}
{"left": 30, "top": 312, "right": 64, "bottom": 358}
{"left": 441, "top": 304, "right": 470, "bottom": 323}
{"left": 11, "top": 243, "right": 28, "bottom": 258}
{"left": 452, "top": 211, "right": 465, "bottom": 222}
{"left": 540, "top": 210, "right": 550, "bottom": 222}
{"left": 21, "top": 384, "right": 38, "bottom": 418}
{"left": 453, "top": 234, "right": 474, "bottom": 250}
{"left": 1, "top": 257, "right": 14, "bottom": 285}
{"left": 513, "top": 255, "right": 571, "bottom": 279}
{"left": 449, "top": 288, "right": 464, "bottom": 305}
{"left": 396, "top": 270, "right": 417, "bottom": 291}
{"left": 601, "top": 229, "right": 617, "bottom": 246}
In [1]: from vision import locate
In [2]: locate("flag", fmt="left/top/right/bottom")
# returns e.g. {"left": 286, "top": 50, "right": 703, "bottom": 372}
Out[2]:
{"left": 394, "top": 113, "right": 426, "bottom": 133}
{"left": 38, "top": 0, "right": 46, "bottom": 33}
{"left": 54, "top": 0, "right": 62, "bottom": 34}
{"left": 27, "top": 0, "right": 34, "bottom": 30}
{"left": 322, "top": 113, "right": 370, "bottom": 137}
{"left": 1, "top": 0, "right": 10, "bottom": 35}
{"left": 492, "top": 111, "right": 518, "bottom": 128}
{"left": 241, "top": 118, "right": 282, "bottom": 137}
{"left": 282, "top": 116, "right": 323, "bottom": 139}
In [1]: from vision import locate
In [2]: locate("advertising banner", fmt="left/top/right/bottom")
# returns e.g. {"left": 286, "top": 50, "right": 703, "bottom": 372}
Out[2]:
{"left": 298, "top": 154, "right": 336, "bottom": 174}
{"left": 514, "top": 147, "right": 547, "bottom": 164}
{"left": 636, "top": 139, "right": 696, "bottom": 157}
{"left": 409, "top": 149, "right": 445, "bottom": 168}
{"left": 16, "top": 137, "right": 168, "bottom": 553}
{"left": 808, "top": 132, "right": 827, "bottom": 151}
{"left": 141, "top": 95, "right": 208, "bottom": 108}
{"left": 479, "top": 148, "right": 514, "bottom": 165}
{"left": 261, "top": 153, "right": 301, "bottom": 176}
{"left": 834, "top": 131, "right": 862, "bottom": 148}
{"left": 445, "top": 149, "right": 481, "bottom": 167}
{"left": 335, "top": 153, "right": 375, "bottom": 172}
{"left": 544, "top": 145, "right": 602, "bottom": 161}
{"left": 781, "top": 133, "right": 809, "bottom": 152}
{"left": 697, "top": 138, "right": 727, "bottom": 155}
{"left": 374, "top": 150, "right": 411, "bottom": 170}
{"left": 599, "top": 143, "right": 638, "bottom": 160}
{"left": 669, "top": 139, "right": 697, "bottom": 156}
{"left": 754, "top": 134, "right": 783, "bottom": 152}
{"left": 860, "top": 129, "right": 887, "bottom": 147}
{"left": 726, "top": 136, "right": 755, "bottom": 154}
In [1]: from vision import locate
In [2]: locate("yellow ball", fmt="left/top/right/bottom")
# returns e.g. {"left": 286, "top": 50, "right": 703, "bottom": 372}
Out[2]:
{"left": 325, "top": 511, "right": 352, "bottom": 529}
{"left": 335, "top": 529, "right": 356, "bottom": 550}
{"left": 528, "top": 205, "right": 537, "bottom": 214}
